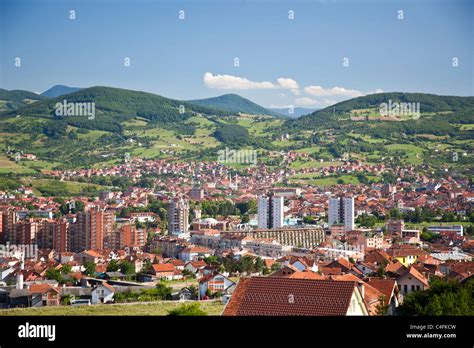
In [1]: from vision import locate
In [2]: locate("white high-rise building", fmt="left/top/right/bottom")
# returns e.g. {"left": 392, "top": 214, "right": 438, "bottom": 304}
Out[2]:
{"left": 258, "top": 193, "right": 284, "bottom": 229}
{"left": 168, "top": 196, "right": 190, "bottom": 236}
{"left": 328, "top": 196, "right": 354, "bottom": 232}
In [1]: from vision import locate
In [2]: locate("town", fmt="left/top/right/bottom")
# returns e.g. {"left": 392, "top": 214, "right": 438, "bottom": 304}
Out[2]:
{"left": 0, "top": 155, "right": 472, "bottom": 316}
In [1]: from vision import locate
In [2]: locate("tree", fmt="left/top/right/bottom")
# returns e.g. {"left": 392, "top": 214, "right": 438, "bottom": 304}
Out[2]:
{"left": 167, "top": 303, "right": 207, "bottom": 316}
{"left": 239, "top": 255, "right": 254, "bottom": 274}
{"left": 119, "top": 260, "right": 136, "bottom": 275}
{"left": 375, "top": 295, "right": 389, "bottom": 316}
{"left": 45, "top": 268, "right": 62, "bottom": 283}
{"left": 399, "top": 279, "right": 474, "bottom": 316}
{"left": 271, "top": 262, "right": 282, "bottom": 272}
{"left": 107, "top": 259, "right": 120, "bottom": 272}
{"left": 83, "top": 261, "right": 96, "bottom": 276}
{"left": 156, "top": 283, "right": 172, "bottom": 300}
{"left": 61, "top": 294, "right": 75, "bottom": 305}
{"left": 254, "top": 257, "right": 264, "bottom": 273}
{"left": 60, "top": 264, "right": 72, "bottom": 274}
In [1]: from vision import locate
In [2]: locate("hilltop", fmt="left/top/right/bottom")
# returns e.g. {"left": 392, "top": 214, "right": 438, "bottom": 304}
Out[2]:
{"left": 189, "top": 94, "right": 281, "bottom": 117}
{"left": 41, "top": 85, "right": 82, "bottom": 98}
{"left": 0, "top": 89, "right": 47, "bottom": 112}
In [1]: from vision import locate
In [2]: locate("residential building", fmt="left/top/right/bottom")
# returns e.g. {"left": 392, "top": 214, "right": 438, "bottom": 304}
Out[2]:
{"left": 168, "top": 196, "right": 189, "bottom": 236}
{"left": 198, "top": 272, "right": 236, "bottom": 299}
{"left": 426, "top": 225, "right": 463, "bottom": 237}
{"left": 257, "top": 193, "right": 284, "bottom": 229}
{"left": 397, "top": 266, "right": 429, "bottom": 295}
{"left": 328, "top": 196, "right": 354, "bottom": 232}
{"left": 223, "top": 277, "right": 369, "bottom": 316}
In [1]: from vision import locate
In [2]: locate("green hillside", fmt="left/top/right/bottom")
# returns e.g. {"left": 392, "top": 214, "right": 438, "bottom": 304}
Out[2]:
{"left": 0, "top": 90, "right": 472, "bottom": 178}
{"left": 0, "top": 88, "right": 48, "bottom": 112}
{"left": 281, "top": 92, "right": 474, "bottom": 179}
{"left": 189, "top": 94, "right": 280, "bottom": 117}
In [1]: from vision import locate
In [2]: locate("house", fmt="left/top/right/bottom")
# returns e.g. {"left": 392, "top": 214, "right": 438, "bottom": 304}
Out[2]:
{"left": 91, "top": 283, "right": 115, "bottom": 304}
{"left": 0, "top": 266, "right": 15, "bottom": 283}
{"left": 364, "top": 249, "right": 391, "bottom": 265}
{"left": 223, "top": 277, "right": 369, "bottom": 316}
{"left": 184, "top": 260, "right": 207, "bottom": 275}
{"left": 198, "top": 272, "right": 236, "bottom": 299}
{"left": 167, "top": 259, "right": 186, "bottom": 271}
{"left": 366, "top": 278, "right": 401, "bottom": 315}
{"left": 385, "top": 261, "right": 407, "bottom": 277}
{"left": 178, "top": 287, "right": 197, "bottom": 301}
{"left": 355, "top": 261, "right": 377, "bottom": 276}
{"left": 325, "top": 258, "right": 363, "bottom": 276}
{"left": 75, "top": 250, "right": 104, "bottom": 264}
{"left": 397, "top": 266, "right": 429, "bottom": 295}
{"left": 277, "top": 256, "right": 318, "bottom": 272}
{"left": 328, "top": 273, "right": 385, "bottom": 316}
{"left": 180, "top": 246, "right": 213, "bottom": 262}
{"left": 149, "top": 264, "right": 176, "bottom": 280}
{"left": 386, "top": 246, "right": 426, "bottom": 267}
{"left": 28, "top": 284, "right": 60, "bottom": 307}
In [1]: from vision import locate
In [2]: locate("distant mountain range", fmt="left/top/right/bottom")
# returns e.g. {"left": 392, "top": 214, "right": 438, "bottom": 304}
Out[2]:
{"left": 41, "top": 85, "right": 82, "bottom": 98}
{"left": 188, "top": 93, "right": 281, "bottom": 117}
{"left": 1, "top": 85, "right": 472, "bottom": 173}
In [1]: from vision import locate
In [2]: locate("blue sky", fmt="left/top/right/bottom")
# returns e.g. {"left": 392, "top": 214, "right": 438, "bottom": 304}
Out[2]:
{"left": 1, "top": 0, "right": 472, "bottom": 108}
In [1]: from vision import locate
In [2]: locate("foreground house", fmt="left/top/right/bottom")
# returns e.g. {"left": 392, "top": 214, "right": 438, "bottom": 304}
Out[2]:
{"left": 9, "top": 284, "right": 60, "bottom": 308}
{"left": 91, "top": 283, "right": 115, "bottom": 304}
{"left": 397, "top": 266, "right": 429, "bottom": 295}
{"left": 223, "top": 277, "right": 369, "bottom": 316}
{"left": 198, "top": 272, "right": 236, "bottom": 299}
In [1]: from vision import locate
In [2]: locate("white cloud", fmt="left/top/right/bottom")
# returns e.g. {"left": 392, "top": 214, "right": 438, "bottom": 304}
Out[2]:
{"left": 294, "top": 97, "right": 317, "bottom": 106}
{"left": 304, "top": 85, "right": 364, "bottom": 98}
{"left": 203, "top": 72, "right": 276, "bottom": 90}
{"left": 294, "top": 97, "right": 338, "bottom": 107}
{"left": 276, "top": 77, "right": 299, "bottom": 90}
{"left": 203, "top": 73, "right": 303, "bottom": 93}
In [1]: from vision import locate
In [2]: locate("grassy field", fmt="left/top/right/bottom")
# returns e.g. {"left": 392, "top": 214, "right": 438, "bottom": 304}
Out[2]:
{"left": 0, "top": 300, "right": 224, "bottom": 316}
{"left": 22, "top": 178, "right": 108, "bottom": 196}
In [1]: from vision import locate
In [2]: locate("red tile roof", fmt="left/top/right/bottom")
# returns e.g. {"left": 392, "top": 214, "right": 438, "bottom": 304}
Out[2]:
{"left": 223, "top": 277, "right": 358, "bottom": 316}
{"left": 366, "top": 278, "right": 397, "bottom": 302}
{"left": 28, "top": 284, "right": 59, "bottom": 295}
{"left": 152, "top": 264, "right": 175, "bottom": 273}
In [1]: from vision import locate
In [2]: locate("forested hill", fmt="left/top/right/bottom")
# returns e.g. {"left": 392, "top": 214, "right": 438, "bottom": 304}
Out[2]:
{"left": 0, "top": 89, "right": 48, "bottom": 111}
{"left": 2, "top": 86, "right": 232, "bottom": 132}
{"left": 290, "top": 92, "right": 474, "bottom": 129}
{"left": 189, "top": 93, "right": 281, "bottom": 117}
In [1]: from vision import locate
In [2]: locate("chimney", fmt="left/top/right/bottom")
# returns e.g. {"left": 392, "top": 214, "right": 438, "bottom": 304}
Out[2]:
{"left": 358, "top": 282, "right": 365, "bottom": 299}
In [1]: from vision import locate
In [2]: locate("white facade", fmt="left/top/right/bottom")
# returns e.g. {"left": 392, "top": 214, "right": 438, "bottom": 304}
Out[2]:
{"left": 257, "top": 197, "right": 269, "bottom": 229}
{"left": 257, "top": 195, "right": 284, "bottom": 229}
{"left": 328, "top": 196, "right": 354, "bottom": 232}
{"left": 427, "top": 225, "right": 463, "bottom": 236}
{"left": 91, "top": 284, "right": 114, "bottom": 304}
{"left": 168, "top": 197, "right": 189, "bottom": 235}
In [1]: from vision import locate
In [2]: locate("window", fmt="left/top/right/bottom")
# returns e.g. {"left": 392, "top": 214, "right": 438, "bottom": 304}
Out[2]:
{"left": 404, "top": 285, "right": 407, "bottom": 293}
{"left": 411, "top": 285, "right": 415, "bottom": 291}
{"left": 416, "top": 285, "right": 420, "bottom": 291}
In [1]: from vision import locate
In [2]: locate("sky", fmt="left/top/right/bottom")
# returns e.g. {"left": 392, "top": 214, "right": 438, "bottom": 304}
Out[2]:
{"left": 0, "top": 0, "right": 473, "bottom": 108}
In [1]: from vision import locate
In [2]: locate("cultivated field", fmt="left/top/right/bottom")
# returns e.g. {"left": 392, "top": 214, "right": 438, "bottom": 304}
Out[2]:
{"left": 0, "top": 300, "right": 224, "bottom": 316}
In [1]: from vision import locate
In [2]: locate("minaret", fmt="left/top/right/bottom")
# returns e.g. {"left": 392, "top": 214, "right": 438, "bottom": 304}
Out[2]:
{"left": 16, "top": 254, "right": 24, "bottom": 289}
